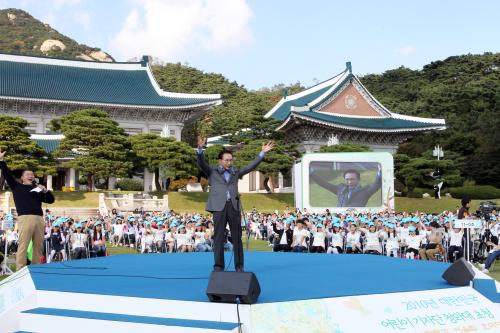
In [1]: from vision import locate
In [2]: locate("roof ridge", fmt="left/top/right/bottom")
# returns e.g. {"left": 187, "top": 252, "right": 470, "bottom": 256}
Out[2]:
{"left": 0, "top": 51, "right": 133, "bottom": 64}
{"left": 279, "top": 111, "right": 446, "bottom": 132}
{"left": 264, "top": 67, "right": 348, "bottom": 119}
{"left": 0, "top": 53, "right": 145, "bottom": 71}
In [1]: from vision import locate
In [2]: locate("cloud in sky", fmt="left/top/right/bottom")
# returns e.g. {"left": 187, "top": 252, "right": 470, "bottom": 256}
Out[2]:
{"left": 73, "top": 11, "right": 92, "bottom": 31}
{"left": 109, "top": 0, "right": 254, "bottom": 61}
{"left": 395, "top": 45, "right": 417, "bottom": 56}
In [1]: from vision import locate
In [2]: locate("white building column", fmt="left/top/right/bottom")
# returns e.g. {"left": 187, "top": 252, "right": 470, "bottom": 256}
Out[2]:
{"left": 151, "top": 171, "right": 158, "bottom": 191}
{"left": 278, "top": 172, "right": 284, "bottom": 192}
{"left": 143, "top": 169, "right": 153, "bottom": 192}
{"left": 46, "top": 175, "right": 53, "bottom": 191}
{"left": 255, "top": 171, "right": 261, "bottom": 193}
{"left": 108, "top": 177, "right": 117, "bottom": 190}
{"left": 69, "top": 168, "right": 76, "bottom": 190}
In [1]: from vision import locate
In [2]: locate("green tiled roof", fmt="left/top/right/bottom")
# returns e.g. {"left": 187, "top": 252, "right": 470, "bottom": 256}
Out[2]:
{"left": 290, "top": 111, "right": 444, "bottom": 130}
{"left": 268, "top": 65, "right": 445, "bottom": 131}
{"left": 267, "top": 71, "right": 350, "bottom": 121}
{"left": 33, "top": 138, "right": 61, "bottom": 153}
{"left": 271, "top": 85, "right": 333, "bottom": 121}
{"left": 0, "top": 57, "right": 220, "bottom": 107}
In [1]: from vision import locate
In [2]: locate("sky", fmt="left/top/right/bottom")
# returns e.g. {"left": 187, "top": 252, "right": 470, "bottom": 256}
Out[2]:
{"left": 1, "top": 0, "right": 499, "bottom": 90}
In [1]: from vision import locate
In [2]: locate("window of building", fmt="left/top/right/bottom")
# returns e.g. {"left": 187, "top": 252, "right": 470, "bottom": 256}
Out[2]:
{"left": 124, "top": 128, "right": 143, "bottom": 135}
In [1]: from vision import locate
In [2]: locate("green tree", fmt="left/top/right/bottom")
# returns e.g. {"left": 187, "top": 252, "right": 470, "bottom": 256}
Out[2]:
{"left": 396, "top": 156, "right": 463, "bottom": 192}
{"left": 0, "top": 115, "right": 56, "bottom": 188}
{"left": 361, "top": 52, "right": 500, "bottom": 186}
{"left": 319, "top": 144, "right": 372, "bottom": 153}
{"left": 233, "top": 140, "right": 299, "bottom": 192}
{"left": 50, "top": 109, "right": 132, "bottom": 191}
{"left": 204, "top": 144, "right": 225, "bottom": 166}
{"left": 130, "top": 134, "right": 197, "bottom": 191}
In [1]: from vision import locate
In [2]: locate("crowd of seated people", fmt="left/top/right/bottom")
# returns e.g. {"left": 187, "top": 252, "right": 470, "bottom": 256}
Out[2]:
{"left": 245, "top": 206, "right": 499, "bottom": 264}
{"left": 0, "top": 206, "right": 498, "bottom": 269}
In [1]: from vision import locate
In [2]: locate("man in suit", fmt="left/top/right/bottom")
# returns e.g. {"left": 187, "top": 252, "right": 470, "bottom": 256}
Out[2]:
{"left": 310, "top": 166, "right": 382, "bottom": 207}
{"left": 196, "top": 137, "right": 274, "bottom": 272}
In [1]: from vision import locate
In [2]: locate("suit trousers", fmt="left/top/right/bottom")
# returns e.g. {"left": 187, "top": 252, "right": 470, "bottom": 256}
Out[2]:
{"left": 16, "top": 215, "right": 45, "bottom": 269}
{"left": 212, "top": 200, "right": 243, "bottom": 270}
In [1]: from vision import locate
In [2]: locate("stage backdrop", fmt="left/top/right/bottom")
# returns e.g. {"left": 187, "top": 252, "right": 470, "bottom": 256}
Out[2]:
{"left": 294, "top": 152, "right": 394, "bottom": 213}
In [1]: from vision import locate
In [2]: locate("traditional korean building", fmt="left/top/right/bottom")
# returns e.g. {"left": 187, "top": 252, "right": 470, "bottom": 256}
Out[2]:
{"left": 0, "top": 53, "right": 222, "bottom": 191}
{"left": 265, "top": 62, "right": 446, "bottom": 153}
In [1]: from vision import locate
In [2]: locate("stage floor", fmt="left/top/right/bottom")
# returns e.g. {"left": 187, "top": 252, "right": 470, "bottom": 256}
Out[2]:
{"left": 28, "top": 252, "right": 458, "bottom": 304}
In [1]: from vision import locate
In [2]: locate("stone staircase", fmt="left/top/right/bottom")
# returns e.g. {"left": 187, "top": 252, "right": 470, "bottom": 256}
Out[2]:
{"left": 11, "top": 207, "right": 99, "bottom": 219}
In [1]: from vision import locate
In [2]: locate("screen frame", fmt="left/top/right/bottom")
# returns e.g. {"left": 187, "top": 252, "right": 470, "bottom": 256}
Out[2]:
{"left": 299, "top": 152, "right": 394, "bottom": 213}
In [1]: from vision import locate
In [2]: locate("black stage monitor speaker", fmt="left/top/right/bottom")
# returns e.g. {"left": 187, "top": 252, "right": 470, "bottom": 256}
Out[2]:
{"left": 442, "top": 257, "right": 475, "bottom": 286}
{"left": 206, "top": 271, "right": 261, "bottom": 304}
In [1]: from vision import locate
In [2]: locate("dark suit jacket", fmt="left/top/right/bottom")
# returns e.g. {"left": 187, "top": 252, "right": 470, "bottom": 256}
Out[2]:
{"left": 196, "top": 150, "right": 264, "bottom": 212}
{"left": 272, "top": 224, "right": 293, "bottom": 246}
{"left": 311, "top": 171, "right": 382, "bottom": 207}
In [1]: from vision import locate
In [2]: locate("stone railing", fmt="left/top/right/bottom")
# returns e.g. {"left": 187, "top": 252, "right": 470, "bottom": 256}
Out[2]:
{"left": 99, "top": 193, "right": 169, "bottom": 216}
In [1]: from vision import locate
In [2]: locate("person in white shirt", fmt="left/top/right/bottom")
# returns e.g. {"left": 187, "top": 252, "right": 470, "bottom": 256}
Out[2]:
{"left": 164, "top": 224, "right": 177, "bottom": 253}
{"left": 345, "top": 224, "right": 362, "bottom": 254}
{"left": 384, "top": 224, "right": 399, "bottom": 257}
{"left": 397, "top": 223, "right": 410, "bottom": 248}
{"left": 272, "top": 220, "right": 293, "bottom": 252}
{"left": 404, "top": 226, "right": 425, "bottom": 259}
{"left": 194, "top": 223, "right": 212, "bottom": 252}
{"left": 327, "top": 224, "right": 344, "bottom": 254}
{"left": 141, "top": 222, "right": 155, "bottom": 253}
{"left": 360, "top": 224, "right": 383, "bottom": 254}
{"left": 111, "top": 219, "right": 125, "bottom": 247}
{"left": 154, "top": 223, "right": 166, "bottom": 251}
{"left": 291, "top": 219, "right": 310, "bottom": 252}
{"left": 175, "top": 225, "right": 193, "bottom": 252}
{"left": 6, "top": 228, "right": 18, "bottom": 253}
{"left": 70, "top": 223, "right": 87, "bottom": 259}
{"left": 310, "top": 224, "right": 328, "bottom": 253}
{"left": 125, "top": 220, "right": 137, "bottom": 248}
{"left": 447, "top": 220, "right": 464, "bottom": 262}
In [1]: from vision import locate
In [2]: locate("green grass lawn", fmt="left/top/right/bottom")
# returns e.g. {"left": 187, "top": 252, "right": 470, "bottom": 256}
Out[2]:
{"left": 169, "top": 192, "right": 295, "bottom": 213}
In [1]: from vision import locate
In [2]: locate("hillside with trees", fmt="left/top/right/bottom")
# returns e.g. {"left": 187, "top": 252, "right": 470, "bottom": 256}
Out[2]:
{"left": 0, "top": 8, "right": 498, "bottom": 190}
{"left": 361, "top": 53, "right": 499, "bottom": 187}
{"left": 0, "top": 8, "right": 113, "bottom": 61}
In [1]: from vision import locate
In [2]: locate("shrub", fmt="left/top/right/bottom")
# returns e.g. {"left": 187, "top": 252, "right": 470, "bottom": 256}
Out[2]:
{"left": 168, "top": 177, "right": 209, "bottom": 191}
{"left": 407, "top": 187, "right": 433, "bottom": 198}
{"left": 448, "top": 186, "right": 500, "bottom": 200}
{"left": 116, "top": 178, "right": 143, "bottom": 191}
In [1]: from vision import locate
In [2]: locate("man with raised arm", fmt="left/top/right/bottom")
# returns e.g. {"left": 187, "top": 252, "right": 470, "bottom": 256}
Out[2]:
{"left": 0, "top": 148, "right": 55, "bottom": 269}
{"left": 310, "top": 165, "right": 382, "bottom": 207}
{"left": 196, "top": 137, "right": 274, "bottom": 272}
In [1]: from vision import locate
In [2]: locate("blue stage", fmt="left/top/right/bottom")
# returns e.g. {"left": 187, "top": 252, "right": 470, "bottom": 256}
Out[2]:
{"left": 28, "top": 252, "right": 458, "bottom": 303}
{"left": 3, "top": 252, "right": 499, "bottom": 333}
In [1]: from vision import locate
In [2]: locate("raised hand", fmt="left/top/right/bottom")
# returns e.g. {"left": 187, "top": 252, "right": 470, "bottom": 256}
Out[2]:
{"left": 197, "top": 136, "right": 207, "bottom": 148}
{"left": 261, "top": 141, "right": 275, "bottom": 153}
{"left": 0, "top": 148, "right": 5, "bottom": 160}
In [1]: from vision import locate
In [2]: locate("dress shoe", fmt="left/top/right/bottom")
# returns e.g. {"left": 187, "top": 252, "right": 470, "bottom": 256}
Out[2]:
{"left": 213, "top": 266, "right": 224, "bottom": 272}
{"left": 235, "top": 266, "right": 244, "bottom": 272}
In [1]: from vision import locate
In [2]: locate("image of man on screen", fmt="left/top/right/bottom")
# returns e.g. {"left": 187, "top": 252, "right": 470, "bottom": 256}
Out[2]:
{"left": 310, "top": 165, "right": 382, "bottom": 207}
